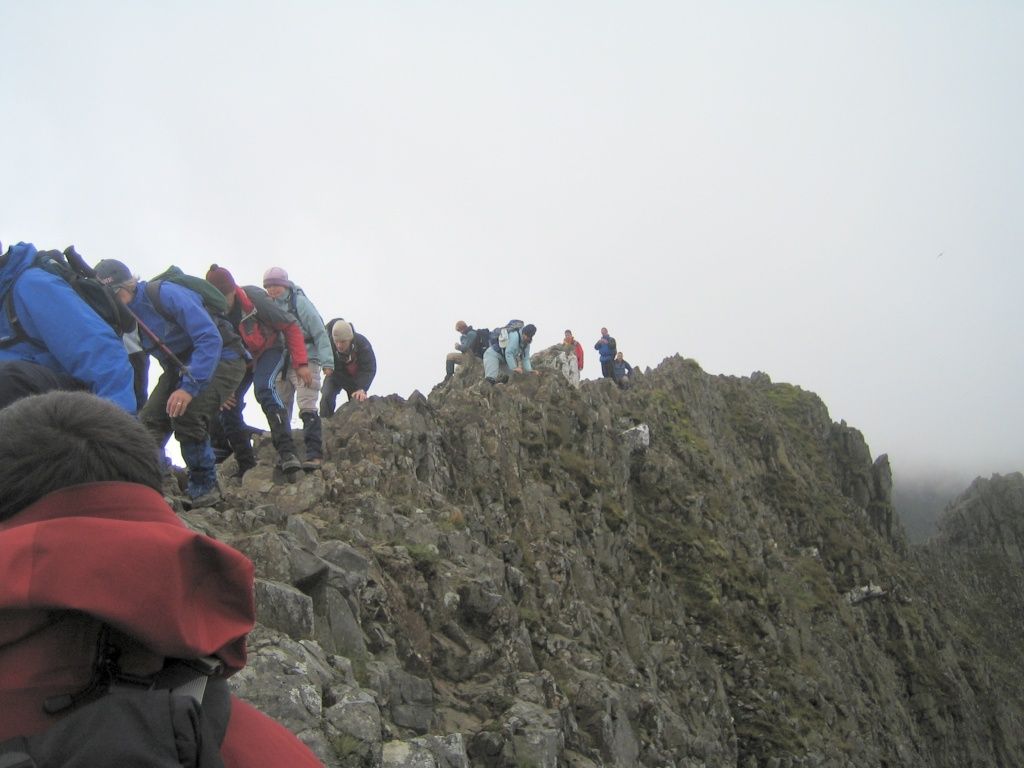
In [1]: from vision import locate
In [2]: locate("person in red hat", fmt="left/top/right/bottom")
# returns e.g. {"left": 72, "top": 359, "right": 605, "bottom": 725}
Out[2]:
{"left": 206, "top": 265, "right": 311, "bottom": 478}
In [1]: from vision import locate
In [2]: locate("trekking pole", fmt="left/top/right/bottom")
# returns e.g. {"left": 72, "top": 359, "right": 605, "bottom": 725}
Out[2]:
{"left": 126, "top": 306, "right": 199, "bottom": 388}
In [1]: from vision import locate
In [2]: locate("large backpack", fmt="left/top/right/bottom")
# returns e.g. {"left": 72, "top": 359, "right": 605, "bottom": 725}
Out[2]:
{"left": 0, "top": 247, "right": 136, "bottom": 350}
{"left": 145, "top": 267, "right": 230, "bottom": 317}
{"left": 489, "top": 319, "right": 525, "bottom": 350}
{"left": 143, "top": 267, "right": 241, "bottom": 353}
{"left": 470, "top": 327, "right": 490, "bottom": 358}
{"left": 0, "top": 644, "right": 230, "bottom": 768}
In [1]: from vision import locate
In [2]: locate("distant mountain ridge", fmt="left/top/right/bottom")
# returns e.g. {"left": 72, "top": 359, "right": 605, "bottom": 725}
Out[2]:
{"left": 175, "top": 351, "right": 1024, "bottom": 767}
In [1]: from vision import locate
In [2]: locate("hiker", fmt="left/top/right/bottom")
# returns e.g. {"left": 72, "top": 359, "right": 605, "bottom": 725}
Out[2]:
{"left": 96, "top": 258, "right": 246, "bottom": 506}
{"left": 0, "top": 241, "right": 135, "bottom": 412}
{"left": 263, "top": 266, "right": 334, "bottom": 470}
{"left": 321, "top": 319, "right": 376, "bottom": 416}
{"left": 483, "top": 321, "right": 538, "bottom": 383}
{"left": 613, "top": 351, "right": 633, "bottom": 389}
{"left": 563, "top": 329, "right": 584, "bottom": 372}
{"left": 0, "top": 391, "right": 325, "bottom": 767}
{"left": 594, "top": 327, "right": 617, "bottom": 378}
{"left": 206, "top": 265, "right": 312, "bottom": 478}
{"left": 445, "top": 320, "right": 488, "bottom": 382}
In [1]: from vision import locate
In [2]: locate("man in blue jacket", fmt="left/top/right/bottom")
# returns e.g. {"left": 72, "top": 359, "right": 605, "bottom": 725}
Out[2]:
{"left": 0, "top": 242, "right": 135, "bottom": 412}
{"left": 95, "top": 259, "right": 246, "bottom": 507}
{"left": 594, "top": 327, "right": 617, "bottom": 379}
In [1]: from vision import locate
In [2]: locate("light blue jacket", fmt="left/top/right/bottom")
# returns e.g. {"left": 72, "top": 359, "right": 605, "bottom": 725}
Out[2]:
{"left": 0, "top": 242, "right": 136, "bottom": 412}
{"left": 501, "top": 330, "right": 532, "bottom": 372}
{"left": 269, "top": 285, "right": 333, "bottom": 370}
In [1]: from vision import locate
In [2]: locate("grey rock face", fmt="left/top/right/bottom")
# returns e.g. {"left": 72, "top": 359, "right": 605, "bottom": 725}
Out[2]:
{"left": 182, "top": 355, "right": 1024, "bottom": 767}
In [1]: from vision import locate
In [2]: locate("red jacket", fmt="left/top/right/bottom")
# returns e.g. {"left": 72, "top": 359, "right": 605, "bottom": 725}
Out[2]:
{"left": 0, "top": 482, "right": 323, "bottom": 767}
{"left": 230, "top": 286, "right": 308, "bottom": 367}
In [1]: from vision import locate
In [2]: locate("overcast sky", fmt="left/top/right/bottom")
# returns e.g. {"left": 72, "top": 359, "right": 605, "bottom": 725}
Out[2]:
{"left": 2, "top": 2, "right": 1021, "bottom": 484}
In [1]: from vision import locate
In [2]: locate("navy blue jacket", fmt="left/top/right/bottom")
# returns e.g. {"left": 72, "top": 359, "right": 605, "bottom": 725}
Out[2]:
{"left": 0, "top": 242, "right": 135, "bottom": 412}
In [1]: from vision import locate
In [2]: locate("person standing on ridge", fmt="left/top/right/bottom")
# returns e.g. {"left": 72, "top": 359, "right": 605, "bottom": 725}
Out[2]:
{"left": 321, "top": 319, "right": 376, "bottom": 416}
{"left": 563, "top": 329, "right": 584, "bottom": 372}
{"left": 0, "top": 241, "right": 135, "bottom": 412}
{"left": 206, "top": 265, "right": 311, "bottom": 479}
{"left": 594, "top": 327, "right": 617, "bottom": 379}
{"left": 96, "top": 258, "right": 246, "bottom": 507}
{"left": 262, "top": 266, "right": 333, "bottom": 470}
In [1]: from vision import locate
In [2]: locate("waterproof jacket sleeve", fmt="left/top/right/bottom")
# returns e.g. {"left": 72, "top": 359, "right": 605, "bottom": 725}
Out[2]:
{"left": 505, "top": 331, "right": 532, "bottom": 371}
{"left": 153, "top": 283, "right": 224, "bottom": 398}
{"left": 295, "top": 292, "right": 333, "bottom": 369}
{"left": 11, "top": 269, "right": 136, "bottom": 412}
{"left": 574, "top": 341, "right": 584, "bottom": 370}
{"left": 248, "top": 289, "right": 309, "bottom": 368}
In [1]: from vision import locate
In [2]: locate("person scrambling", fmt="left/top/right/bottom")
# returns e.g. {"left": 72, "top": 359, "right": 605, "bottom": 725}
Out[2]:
{"left": 0, "top": 241, "right": 135, "bottom": 412}
{"left": 321, "top": 319, "right": 376, "bottom": 416}
{"left": 262, "top": 266, "right": 333, "bottom": 470}
{"left": 96, "top": 258, "right": 246, "bottom": 507}
{"left": 206, "top": 265, "right": 311, "bottom": 479}
{"left": 483, "top": 320, "right": 538, "bottom": 384}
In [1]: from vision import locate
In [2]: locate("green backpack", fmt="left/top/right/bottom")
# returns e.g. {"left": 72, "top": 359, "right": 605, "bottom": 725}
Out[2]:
{"left": 145, "top": 266, "right": 230, "bottom": 317}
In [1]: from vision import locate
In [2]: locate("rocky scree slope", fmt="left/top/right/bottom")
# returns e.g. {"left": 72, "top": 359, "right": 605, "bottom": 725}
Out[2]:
{"left": 174, "top": 353, "right": 1024, "bottom": 767}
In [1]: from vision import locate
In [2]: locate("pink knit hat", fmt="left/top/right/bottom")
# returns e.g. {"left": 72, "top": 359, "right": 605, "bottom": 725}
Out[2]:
{"left": 262, "top": 266, "right": 291, "bottom": 288}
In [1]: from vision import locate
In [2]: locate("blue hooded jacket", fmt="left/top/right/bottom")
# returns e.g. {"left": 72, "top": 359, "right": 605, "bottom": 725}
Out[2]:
{"left": 128, "top": 280, "right": 236, "bottom": 398}
{"left": 0, "top": 242, "right": 136, "bottom": 412}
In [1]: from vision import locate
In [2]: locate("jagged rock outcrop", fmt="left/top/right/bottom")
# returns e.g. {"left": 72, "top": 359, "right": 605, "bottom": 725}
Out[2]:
{"left": 176, "top": 356, "right": 1024, "bottom": 767}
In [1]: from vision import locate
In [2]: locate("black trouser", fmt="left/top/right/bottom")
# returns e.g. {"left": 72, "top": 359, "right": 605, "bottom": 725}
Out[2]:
{"left": 0, "top": 360, "right": 87, "bottom": 410}
{"left": 320, "top": 372, "right": 356, "bottom": 417}
{"left": 600, "top": 360, "right": 614, "bottom": 378}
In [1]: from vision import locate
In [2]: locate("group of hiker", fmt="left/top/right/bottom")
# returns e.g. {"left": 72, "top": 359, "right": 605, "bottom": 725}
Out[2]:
{"left": 446, "top": 321, "right": 633, "bottom": 388}
{"left": 0, "top": 238, "right": 643, "bottom": 767}
{"left": 0, "top": 241, "right": 377, "bottom": 508}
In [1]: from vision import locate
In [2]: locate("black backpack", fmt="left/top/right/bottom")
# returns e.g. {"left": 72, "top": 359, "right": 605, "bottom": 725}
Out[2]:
{"left": 0, "top": 247, "right": 136, "bottom": 350}
{"left": 470, "top": 327, "right": 490, "bottom": 358}
{"left": 0, "top": 650, "right": 230, "bottom": 768}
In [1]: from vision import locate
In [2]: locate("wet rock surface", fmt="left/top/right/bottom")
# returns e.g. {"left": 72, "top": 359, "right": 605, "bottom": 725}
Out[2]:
{"left": 178, "top": 356, "right": 1024, "bottom": 767}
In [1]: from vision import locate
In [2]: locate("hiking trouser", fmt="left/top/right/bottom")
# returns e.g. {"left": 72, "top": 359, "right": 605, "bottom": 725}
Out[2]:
{"left": 179, "top": 437, "right": 218, "bottom": 498}
{"left": 317, "top": 374, "right": 346, "bottom": 417}
{"left": 277, "top": 365, "right": 323, "bottom": 460}
{"left": 221, "top": 348, "right": 297, "bottom": 461}
{"left": 600, "top": 360, "right": 614, "bottom": 378}
{"left": 483, "top": 347, "right": 514, "bottom": 381}
{"left": 0, "top": 360, "right": 87, "bottom": 410}
{"left": 445, "top": 351, "right": 470, "bottom": 379}
{"left": 276, "top": 364, "right": 322, "bottom": 419}
{"left": 141, "top": 357, "right": 245, "bottom": 445}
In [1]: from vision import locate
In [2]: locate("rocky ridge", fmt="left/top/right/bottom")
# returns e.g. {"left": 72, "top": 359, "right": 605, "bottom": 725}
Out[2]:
{"left": 173, "top": 351, "right": 1024, "bottom": 767}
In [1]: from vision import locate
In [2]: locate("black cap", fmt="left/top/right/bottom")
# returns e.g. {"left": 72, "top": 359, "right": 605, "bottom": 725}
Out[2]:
{"left": 522, "top": 324, "right": 537, "bottom": 340}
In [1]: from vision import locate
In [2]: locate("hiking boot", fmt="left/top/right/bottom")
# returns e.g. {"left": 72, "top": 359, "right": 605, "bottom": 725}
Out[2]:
{"left": 227, "top": 461, "right": 255, "bottom": 480}
{"left": 279, "top": 452, "right": 302, "bottom": 473}
{"left": 186, "top": 485, "right": 222, "bottom": 509}
{"left": 302, "top": 457, "right": 322, "bottom": 471}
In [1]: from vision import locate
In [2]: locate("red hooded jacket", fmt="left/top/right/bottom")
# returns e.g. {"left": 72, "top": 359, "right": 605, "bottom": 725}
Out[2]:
{"left": 0, "top": 482, "right": 323, "bottom": 767}
{"left": 229, "top": 286, "right": 308, "bottom": 367}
